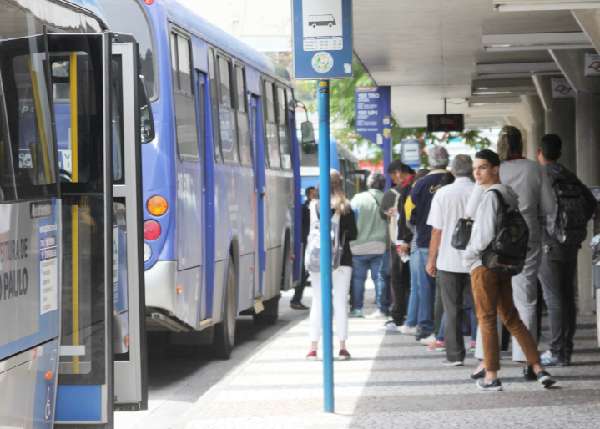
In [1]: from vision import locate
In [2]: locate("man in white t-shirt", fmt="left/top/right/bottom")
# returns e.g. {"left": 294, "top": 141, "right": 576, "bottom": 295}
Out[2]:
{"left": 426, "top": 155, "right": 475, "bottom": 366}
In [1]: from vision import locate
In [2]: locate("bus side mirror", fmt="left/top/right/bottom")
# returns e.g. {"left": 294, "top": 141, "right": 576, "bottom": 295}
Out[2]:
{"left": 300, "top": 120, "right": 316, "bottom": 154}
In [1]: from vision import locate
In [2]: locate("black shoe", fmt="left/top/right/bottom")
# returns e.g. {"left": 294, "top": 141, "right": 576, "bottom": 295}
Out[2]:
{"left": 523, "top": 365, "right": 537, "bottom": 381}
{"left": 470, "top": 367, "right": 486, "bottom": 380}
{"left": 536, "top": 370, "right": 556, "bottom": 388}
{"left": 290, "top": 302, "right": 309, "bottom": 310}
{"left": 415, "top": 331, "right": 431, "bottom": 341}
{"left": 476, "top": 378, "right": 503, "bottom": 391}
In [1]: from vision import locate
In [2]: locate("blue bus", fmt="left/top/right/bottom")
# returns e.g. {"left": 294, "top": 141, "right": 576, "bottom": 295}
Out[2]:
{"left": 92, "top": 0, "right": 302, "bottom": 358}
{"left": 0, "top": 0, "right": 148, "bottom": 424}
{"left": 300, "top": 137, "right": 366, "bottom": 203}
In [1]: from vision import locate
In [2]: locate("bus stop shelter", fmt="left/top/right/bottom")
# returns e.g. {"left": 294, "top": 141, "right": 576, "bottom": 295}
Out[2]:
{"left": 352, "top": 0, "right": 600, "bottom": 324}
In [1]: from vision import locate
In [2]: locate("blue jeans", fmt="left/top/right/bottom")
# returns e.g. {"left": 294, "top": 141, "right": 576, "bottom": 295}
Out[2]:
{"left": 406, "top": 252, "right": 420, "bottom": 326}
{"left": 350, "top": 254, "right": 387, "bottom": 311}
{"left": 378, "top": 250, "right": 391, "bottom": 312}
{"left": 413, "top": 248, "right": 435, "bottom": 335}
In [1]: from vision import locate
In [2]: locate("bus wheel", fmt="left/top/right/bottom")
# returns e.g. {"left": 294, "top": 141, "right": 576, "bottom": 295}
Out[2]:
{"left": 253, "top": 295, "right": 280, "bottom": 326}
{"left": 213, "top": 261, "right": 236, "bottom": 359}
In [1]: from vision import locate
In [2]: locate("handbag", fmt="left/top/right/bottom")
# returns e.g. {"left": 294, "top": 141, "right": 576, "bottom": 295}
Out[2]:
{"left": 305, "top": 202, "right": 342, "bottom": 272}
{"left": 451, "top": 218, "right": 473, "bottom": 250}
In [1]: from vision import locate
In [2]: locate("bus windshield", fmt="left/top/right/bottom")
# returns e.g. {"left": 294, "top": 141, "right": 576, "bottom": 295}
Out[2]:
{"left": 100, "top": 0, "right": 157, "bottom": 100}
{"left": 0, "top": 36, "right": 57, "bottom": 201}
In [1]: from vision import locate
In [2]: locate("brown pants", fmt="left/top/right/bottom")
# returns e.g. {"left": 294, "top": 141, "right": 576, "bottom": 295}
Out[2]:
{"left": 471, "top": 266, "right": 540, "bottom": 371}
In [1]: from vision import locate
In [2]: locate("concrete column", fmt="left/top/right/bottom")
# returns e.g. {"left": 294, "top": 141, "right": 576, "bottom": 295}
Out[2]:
{"left": 532, "top": 73, "right": 577, "bottom": 171}
{"left": 522, "top": 95, "right": 545, "bottom": 160}
{"left": 545, "top": 98, "right": 576, "bottom": 171}
{"left": 551, "top": 49, "right": 600, "bottom": 315}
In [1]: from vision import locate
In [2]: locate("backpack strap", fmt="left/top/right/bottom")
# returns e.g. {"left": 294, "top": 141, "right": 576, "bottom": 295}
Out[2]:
{"left": 486, "top": 189, "right": 509, "bottom": 233}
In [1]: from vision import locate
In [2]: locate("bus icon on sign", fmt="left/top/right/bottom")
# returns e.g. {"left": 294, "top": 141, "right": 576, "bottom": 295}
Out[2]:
{"left": 308, "top": 14, "right": 336, "bottom": 28}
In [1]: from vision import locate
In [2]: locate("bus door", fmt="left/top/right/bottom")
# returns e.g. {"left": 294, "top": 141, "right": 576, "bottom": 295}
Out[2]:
{"left": 249, "top": 95, "right": 266, "bottom": 296}
{"left": 46, "top": 32, "right": 113, "bottom": 428}
{"left": 0, "top": 34, "right": 61, "bottom": 429}
{"left": 111, "top": 38, "right": 147, "bottom": 411}
{"left": 194, "top": 68, "right": 213, "bottom": 322}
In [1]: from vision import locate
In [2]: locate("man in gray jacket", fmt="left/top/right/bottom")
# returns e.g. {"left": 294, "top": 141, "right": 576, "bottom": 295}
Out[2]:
{"left": 497, "top": 126, "right": 556, "bottom": 378}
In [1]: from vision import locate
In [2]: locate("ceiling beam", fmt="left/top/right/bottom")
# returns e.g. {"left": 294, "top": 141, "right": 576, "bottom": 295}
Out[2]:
{"left": 572, "top": 9, "right": 600, "bottom": 53}
{"left": 494, "top": 1, "right": 600, "bottom": 12}
{"left": 482, "top": 32, "right": 592, "bottom": 51}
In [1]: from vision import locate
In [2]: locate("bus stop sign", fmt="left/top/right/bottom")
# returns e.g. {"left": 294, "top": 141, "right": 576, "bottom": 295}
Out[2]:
{"left": 292, "top": 0, "right": 353, "bottom": 79}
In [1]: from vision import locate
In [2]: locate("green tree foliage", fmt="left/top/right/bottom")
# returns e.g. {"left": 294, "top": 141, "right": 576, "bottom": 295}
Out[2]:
{"left": 293, "top": 57, "right": 491, "bottom": 163}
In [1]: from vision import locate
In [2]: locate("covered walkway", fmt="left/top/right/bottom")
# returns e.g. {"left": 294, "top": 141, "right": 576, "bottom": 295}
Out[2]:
{"left": 170, "top": 286, "right": 600, "bottom": 429}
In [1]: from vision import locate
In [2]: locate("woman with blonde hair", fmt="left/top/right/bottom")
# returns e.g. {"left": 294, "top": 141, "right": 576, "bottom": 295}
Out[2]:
{"left": 306, "top": 169, "right": 358, "bottom": 360}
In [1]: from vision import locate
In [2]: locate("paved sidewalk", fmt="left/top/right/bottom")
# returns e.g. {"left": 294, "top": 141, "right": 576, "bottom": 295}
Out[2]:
{"left": 171, "top": 284, "right": 600, "bottom": 429}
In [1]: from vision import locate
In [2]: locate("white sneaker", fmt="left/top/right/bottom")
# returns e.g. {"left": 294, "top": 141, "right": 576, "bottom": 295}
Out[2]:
{"left": 381, "top": 320, "right": 399, "bottom": 332}
{"left": 419, "top": 334, "right": 437, "bottom": 346}
{"left": 399, "top": 324, "right": 417, "bottom": 335}
{"left": 366, "top": 310, "right": 387, "bottom": 320}
{"left": 442, "top": 360, "right": 464, "bottom": 367}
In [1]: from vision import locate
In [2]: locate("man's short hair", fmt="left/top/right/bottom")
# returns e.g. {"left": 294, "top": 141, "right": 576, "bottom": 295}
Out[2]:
{"left": 304, "top": 186, "right": 316, "bottom": 198}
{"left": 367, "top": 173, "right": 386, "bottom": 191}
{"left": 387, "top": 159, "right": 414, "bottom": 175}
{"left": 450, "top": 154, "right": 473, "bottom": 177}
{"left": 540, "top": 134, "right": 562, "bottom": 161}
{"left": 475, "top": 149, "right": 500, "bottom": 167}
{"left": 427, "top": 145, "right": 449, "bottom": 169}
{"left": 498, "top": 126, "right": 523, "bottom": 158}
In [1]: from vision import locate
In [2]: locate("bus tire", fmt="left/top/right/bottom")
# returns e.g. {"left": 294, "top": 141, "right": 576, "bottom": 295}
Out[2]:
{"left": 253, "top": 295, "right": 280, "bottom": 326}
{"left": 213, "top": 261, "right": 236, "bottom": 359}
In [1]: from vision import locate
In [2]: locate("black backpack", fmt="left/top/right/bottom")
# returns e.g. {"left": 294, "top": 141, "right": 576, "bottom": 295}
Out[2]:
{"left": 482, "top": 189, "right": 529, "bottom": 276}
{"left": 552, "top": 171, "right": 596, "bottom": 246}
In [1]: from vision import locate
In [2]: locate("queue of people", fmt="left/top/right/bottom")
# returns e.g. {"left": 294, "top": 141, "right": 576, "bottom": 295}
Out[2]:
{"left": 301, "top": 127, "right": 597, "bottom": 391}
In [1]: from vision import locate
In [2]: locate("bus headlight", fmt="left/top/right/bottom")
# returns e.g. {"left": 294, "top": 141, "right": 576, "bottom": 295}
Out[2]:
{"left": 143, "top": 243, "right": 151, "bottom": 262}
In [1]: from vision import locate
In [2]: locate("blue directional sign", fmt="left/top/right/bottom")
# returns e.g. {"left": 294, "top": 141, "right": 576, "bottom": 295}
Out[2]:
{"left": 292, "top": 0, "right": 353, "bottom": 79}
{"left": 355, "top": 86, "right": 391, "bottom": 144}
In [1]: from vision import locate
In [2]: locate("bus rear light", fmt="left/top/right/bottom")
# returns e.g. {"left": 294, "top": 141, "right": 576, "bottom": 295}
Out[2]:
{"left": 144, "top": 0, "right": 154, "bottom": 5}
{"left": 176, "top": 285, "right": 184, "bottom": 295}
{"left": 44, "top": 371, "right": 54, "bottom": 381}
{"left": 144, "top": 220, "right": 161, "bottom": 241}
{"left": 147, "top": 195, "right": 168, "bottom": 216}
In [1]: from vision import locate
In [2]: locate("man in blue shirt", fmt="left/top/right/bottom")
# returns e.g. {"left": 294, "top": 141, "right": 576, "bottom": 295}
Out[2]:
{"left": 408, "top": 145, "right": 454, "bottom": 341}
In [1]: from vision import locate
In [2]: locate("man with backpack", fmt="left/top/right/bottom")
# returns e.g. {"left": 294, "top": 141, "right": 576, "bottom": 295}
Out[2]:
{"left": 380, "top": 160, "right": 415, "bottom": 330}
{"left": 349, "top": 173, "right": 389, "bottom": 318}
{"left": 463, "top": 149, "right": 555, "bottom": 391}
{"left": 537, "top": 134, "right": 597, "bottom": 366}
{"left": 497, "top": 126, "right": 556, "bottom": 378}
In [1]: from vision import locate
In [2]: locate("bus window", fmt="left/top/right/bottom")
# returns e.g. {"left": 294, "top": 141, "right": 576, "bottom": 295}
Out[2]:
{"left": 171, "top": 31, "right": 199, "bottom": 161}
{"left": 235, "top": 65, "right": 252, "bottom": 166}
{"left": 208, "top": 48, "right": 222, "bottom": 162}
{"left": 217, "top": 55, "right": 238, "bottom": 163}
{"left": 0, "top": 51, "right": 57, "bottom": 201}
{"left": 276, "top": 86, "right": 291, "bottom": 170}
{"left": 50, "top": 52, "right": 102, "bottom": 187}
{"left": 263, "top": 80, "right": 280, "bottom": 169}
{"left": 101, "top": 0, "right": 157, "bottom": 100}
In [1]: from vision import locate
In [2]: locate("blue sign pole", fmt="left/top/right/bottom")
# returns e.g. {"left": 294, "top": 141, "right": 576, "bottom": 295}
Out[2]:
{"left": 381, "top": 87, "right": 392, "bottom": 189}
{"left": 318, "top": 80, "right": 335, "bottom": 413}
